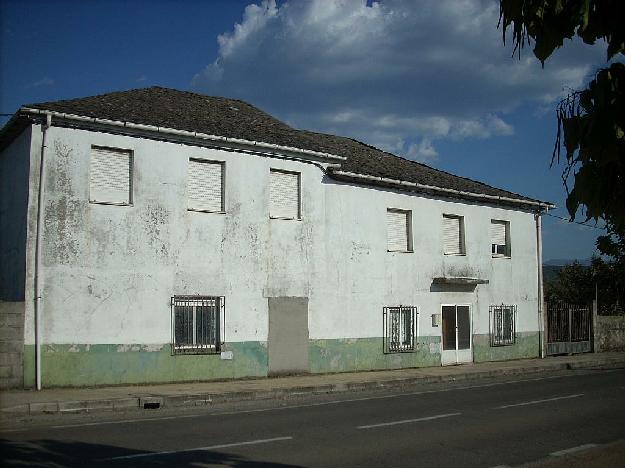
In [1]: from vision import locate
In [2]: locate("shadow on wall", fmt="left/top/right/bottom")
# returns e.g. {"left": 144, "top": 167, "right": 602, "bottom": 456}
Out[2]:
{"left": 429, "top": 283, "right": 477, "bottom": 293}
{"left": 0, "top": 438, "right": 303, "bottom": 467}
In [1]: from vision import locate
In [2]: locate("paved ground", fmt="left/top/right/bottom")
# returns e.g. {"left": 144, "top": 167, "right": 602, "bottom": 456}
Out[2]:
{"left": 2, "top": 352, "right": 625, "bottom": 421}
{"left": 2, "top": 368, "right": 625, "bottom": 467}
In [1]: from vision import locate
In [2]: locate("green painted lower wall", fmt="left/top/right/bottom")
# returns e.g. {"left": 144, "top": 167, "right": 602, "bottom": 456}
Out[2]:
{"left": 309, "top": 336, "right": 441, "bottom": 373}
{"left": 472, "top": 332, "right": 540, "bottom": 363}
{"left": 24, "top": 342, "right": 268, "bottom": 388}
{"left": 21, "top": 333, "right": 539, "bottom": 387}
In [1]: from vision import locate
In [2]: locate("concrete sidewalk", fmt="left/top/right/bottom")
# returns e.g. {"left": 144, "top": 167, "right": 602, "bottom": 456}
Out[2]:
{"left": 1, "top": 352, "right": 624, "bottom": 419}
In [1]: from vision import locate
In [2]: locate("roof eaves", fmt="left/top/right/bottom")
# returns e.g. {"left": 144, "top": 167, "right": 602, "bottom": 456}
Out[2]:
{"left": 19, "top": 106, "right": 347, "bottom": 164}
{"left": 329, "top": 169, "right": 555, "bottom": 211}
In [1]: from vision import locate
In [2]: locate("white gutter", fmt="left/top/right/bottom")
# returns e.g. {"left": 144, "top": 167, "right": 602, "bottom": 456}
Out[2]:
{"left": 19, "top": 107, "right": 346, "bottom": 163}
{"left": 34, "top": 114, "right": 51, "bottom": 390}
{"left": 331, "top": 170, "right": 555, "bottom": 209}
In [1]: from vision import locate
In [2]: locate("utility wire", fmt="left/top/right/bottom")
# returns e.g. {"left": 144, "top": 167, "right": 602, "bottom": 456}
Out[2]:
{"left": 544, "top": 212, "right": 605, "bottom": 230}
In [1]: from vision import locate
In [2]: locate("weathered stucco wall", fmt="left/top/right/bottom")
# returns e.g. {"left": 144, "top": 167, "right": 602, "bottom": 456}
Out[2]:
{"left": 0, "top": 301, "right": 25, "bottom": 388}
{"left": 595, "top": 316, "right": 625, "bottom": 352}
{"left": 0, "top": 126, "right": 32, "bottom": 301}
{"left": 14, "top": 125, "right": 541, "bottom": 386}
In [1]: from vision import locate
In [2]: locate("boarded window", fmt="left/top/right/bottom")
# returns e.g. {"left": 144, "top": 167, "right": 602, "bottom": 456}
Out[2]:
{"left": 188, "top": 159, "right": 224, "bottom": 212}
{"left": 89, "top": 146, "right": 132, "bottom": 204}
{"left": 442, "top": 214, "right": 465, "bottom": 255}
{"left": 387, "top": 209, "right": 412, "bottom": 252}
{"left": 270, "top": 169, "right": 300, "bottom": 219}
{"left": 490, "top": 220, "right": 510, "bottom": 257}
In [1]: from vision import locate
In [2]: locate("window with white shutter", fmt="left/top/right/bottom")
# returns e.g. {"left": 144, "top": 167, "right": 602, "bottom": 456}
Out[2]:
{"left": 490, "top": 220, "right": 510, "bottom": 257}
{"left": 387, "top": 209, "right": 412, "bottom": 252}
{"left": 442, "top": 214, "right": 465, "bottom": 255}
{"left": 270, "top": 169, "right": 300, "bottom": 219}
{"left": 188, "top": 159, "right": 224, "bottom": 213}
{"left": 89, "top": 146, "right": 132, "bottom": 205}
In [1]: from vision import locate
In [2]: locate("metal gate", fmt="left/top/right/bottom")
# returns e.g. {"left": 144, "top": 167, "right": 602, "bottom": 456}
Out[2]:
{"left": 545, "top": 302, "right": 592, "bottom": 355}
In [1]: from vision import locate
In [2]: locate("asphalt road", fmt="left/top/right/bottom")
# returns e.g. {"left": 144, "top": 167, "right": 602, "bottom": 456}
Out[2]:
{"left": 2, "top": 368, "right": 625, "bottom": 467}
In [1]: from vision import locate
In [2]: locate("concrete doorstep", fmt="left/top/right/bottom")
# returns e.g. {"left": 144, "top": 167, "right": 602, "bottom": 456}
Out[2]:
{"left": 1, "top": 352, "right": 624, "bottom": 419}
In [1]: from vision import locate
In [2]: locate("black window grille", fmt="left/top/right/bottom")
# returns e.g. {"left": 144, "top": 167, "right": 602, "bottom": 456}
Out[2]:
{"left": 489, "top": 304, "right": 516, "bottom": 346}
{"left": 383, "top": 306, "right": 417, "bottom": 353}
{"left": 171, "top": 296, "right": 224, "bottom": 354}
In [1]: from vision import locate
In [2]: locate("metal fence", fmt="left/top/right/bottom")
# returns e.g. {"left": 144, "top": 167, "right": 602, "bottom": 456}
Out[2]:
{"left": 171, "top": 295, "right": 224, "bottom": 354}
{"left": 545, "top": 302, "right": 591, "bottom": 355}
{"left": 383, "top": 306, "right": 417, "bottom": 353}
{"left": 489, "top": 304, "right": 516, "bottom": 347}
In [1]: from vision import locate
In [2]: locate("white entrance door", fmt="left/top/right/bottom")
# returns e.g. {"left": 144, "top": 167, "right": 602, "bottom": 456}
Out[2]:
{"left": 441, "top": 305, "right": 472, "bottom": 365}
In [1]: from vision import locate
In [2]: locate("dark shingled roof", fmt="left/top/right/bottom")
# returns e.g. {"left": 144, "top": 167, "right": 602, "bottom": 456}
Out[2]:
{"left": 25, "top": 86, "right": 546, "bottom": 207}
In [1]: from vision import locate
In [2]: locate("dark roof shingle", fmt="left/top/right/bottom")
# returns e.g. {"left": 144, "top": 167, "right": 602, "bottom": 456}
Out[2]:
{"left": 24, "top": 86, "right": 547, "bottom": 207}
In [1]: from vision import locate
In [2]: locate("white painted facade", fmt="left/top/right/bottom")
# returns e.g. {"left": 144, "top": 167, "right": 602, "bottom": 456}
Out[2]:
{"left": 17, "top": 123, "right": 541, "bottom": 356}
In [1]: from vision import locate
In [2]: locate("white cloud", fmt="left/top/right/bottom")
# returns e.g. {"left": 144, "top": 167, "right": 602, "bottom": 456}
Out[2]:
{"left": 406, "top": 138, "right": 438, "bottom": 163}
{"left": 192, "top": 0, "right": 605, "bottom": 161}
{"left": 27, "top": 77, "right": 54, "bottom": 88}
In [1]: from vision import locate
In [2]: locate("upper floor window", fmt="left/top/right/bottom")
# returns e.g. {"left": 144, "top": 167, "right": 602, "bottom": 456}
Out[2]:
{"left": 386, "top": 209, "right": 412, "bottom": 252}
{"left": 490, "top": 220, "right": 511, "bottom": 257}
{"left": 188, "top": 159, "right": 224, "bottom": 213}
{"left": 270, "top": 169, "right": 300, "bottom": 219}
{"left": 442, "top": 214, "right": 465, "bottom": 255}
{"left": 89, "top": 146, "right": 132, "bottom": 205}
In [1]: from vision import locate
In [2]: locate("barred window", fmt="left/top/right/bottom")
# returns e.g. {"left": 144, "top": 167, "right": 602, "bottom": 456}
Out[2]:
{"left": 489, "top": 304, "right": 516, "bottom": 346}
{"left": 171, "top": 296, "right": 224, "bottom": 354}
{"left": 383, "top": 306, "right": 417, "bottom": 353}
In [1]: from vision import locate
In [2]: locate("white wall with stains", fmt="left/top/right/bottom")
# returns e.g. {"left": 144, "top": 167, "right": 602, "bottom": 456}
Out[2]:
{"left": 17, "top": 124, "right": 540, "bottom": 347}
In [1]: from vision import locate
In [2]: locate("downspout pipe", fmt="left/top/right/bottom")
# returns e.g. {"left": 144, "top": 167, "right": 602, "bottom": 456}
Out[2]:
{"left": 34, "top": 114, "right": 51, "bottom": 390}
{"left": 536, "top": 209, "right": 547, "bottom": 358}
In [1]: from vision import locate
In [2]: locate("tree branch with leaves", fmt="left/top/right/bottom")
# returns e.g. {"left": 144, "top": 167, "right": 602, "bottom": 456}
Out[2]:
{"left": 499, "top": 0, "right": 624, "bottom": 230}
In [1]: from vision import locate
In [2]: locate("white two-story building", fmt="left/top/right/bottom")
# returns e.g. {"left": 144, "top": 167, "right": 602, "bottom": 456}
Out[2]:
{"left": 0, "top": 87, "right": 553, "bottom": 388}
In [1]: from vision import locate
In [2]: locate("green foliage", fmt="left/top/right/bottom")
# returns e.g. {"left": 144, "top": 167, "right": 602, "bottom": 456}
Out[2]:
{"left": 544, "top": 260, "right": 594, "bottom": 304}
{"left": 499, "top": 0, "right": 624, "bottom": 64}
{"left": 554, "top": 63, "right": 625, "bottom": 228}
{"left": 544, "top": 256, "right": 623, "bottom": 307}
{"left": 499, "top": 1, "right": 625, "bottom": 232}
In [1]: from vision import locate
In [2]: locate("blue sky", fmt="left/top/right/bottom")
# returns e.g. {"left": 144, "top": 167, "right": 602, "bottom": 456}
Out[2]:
{"left": 0, "top": 0, "right": 608, "bottom": 263}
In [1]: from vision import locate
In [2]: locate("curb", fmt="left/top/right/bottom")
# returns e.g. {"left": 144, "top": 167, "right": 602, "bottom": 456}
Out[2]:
{"left": 2, "top": 356, "right": 624, "bottom": 418}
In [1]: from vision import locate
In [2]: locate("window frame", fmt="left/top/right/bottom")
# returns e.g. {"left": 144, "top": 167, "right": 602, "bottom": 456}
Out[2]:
{"left": 489, "top": 304, "right": 517, "bottom": 347}
{"left": 89, "top": 145, "right": 133, "bottom": 206}
{"left": 490, "top": 219, "right": 511, "bottom": 258}
{"left": 442, "top": 214, "right": 466, "bottom": 256}
{"left": 171, "top": 295, "right": 225, "bottom": 355}
{"left": 383, "top": 306, "right": 418, "bottom": 353}
{"left": 386, "top": 208, "right": 413, "bottom": 253}
{"left": 187, "top": 158, "right": 226, "bottom": 214}
{"left": 269, "top": 168, "right": 301, "bottom": 220}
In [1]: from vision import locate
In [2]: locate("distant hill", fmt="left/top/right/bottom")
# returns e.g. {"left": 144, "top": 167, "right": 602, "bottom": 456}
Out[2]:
{"left": 544, "top": 258, "right": 592, "bottom": 266}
